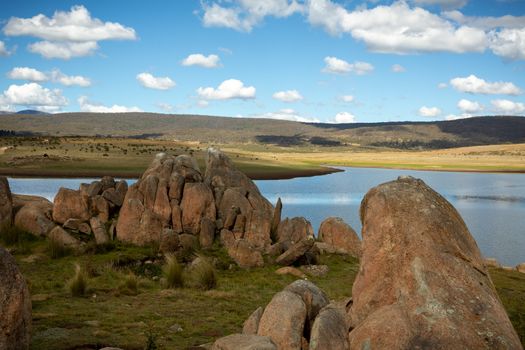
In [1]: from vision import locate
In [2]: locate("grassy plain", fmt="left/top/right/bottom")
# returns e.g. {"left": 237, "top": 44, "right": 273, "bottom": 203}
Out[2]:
{"left": 1, "top": 237, "right": 522, "bottom": 349}
{"left": 1, "top": 136, "right": 525, "bottom": 179}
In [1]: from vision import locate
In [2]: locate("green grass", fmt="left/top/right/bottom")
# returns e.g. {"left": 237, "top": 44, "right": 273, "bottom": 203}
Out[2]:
{"left": 163, "top": 254, "right": 184, "bottom": 289}
{"left": 67, "top": 264, "right": 89, "bottom": 297}
{"left": 12, "top": 241, "right": 525, "bottom": 349}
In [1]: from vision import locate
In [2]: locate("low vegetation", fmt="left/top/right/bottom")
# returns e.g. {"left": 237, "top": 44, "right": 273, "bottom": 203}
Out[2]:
{"left": 0, "top": 238, "right": 520, "bottom": 349}
{"left": 163, "top": 254, "right": 184, "bottom": 289}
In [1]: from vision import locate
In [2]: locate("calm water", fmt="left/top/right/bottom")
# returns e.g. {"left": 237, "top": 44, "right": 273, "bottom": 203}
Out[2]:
{"left": 8, "top": 167, "right": 525, "bottom": 266}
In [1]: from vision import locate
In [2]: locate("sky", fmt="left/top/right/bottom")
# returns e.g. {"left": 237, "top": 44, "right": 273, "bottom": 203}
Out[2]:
{"left": 0, "top": 0, "right": 524, "bottom": 123}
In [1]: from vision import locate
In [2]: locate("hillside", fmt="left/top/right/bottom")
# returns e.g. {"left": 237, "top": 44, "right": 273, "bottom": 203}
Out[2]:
{"left": 1, "top": 113, "right": 524, "bottom": 149}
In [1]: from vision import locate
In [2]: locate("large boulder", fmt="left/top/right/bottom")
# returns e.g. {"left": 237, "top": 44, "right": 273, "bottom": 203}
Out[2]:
{"left": 180, "top": 182, "right": 216, "bottom": 235}
{"left": 205, "top": 148, "right": 274, "bottom": 251}
{"left": 257, "top": 290, "right": 307, "bottom": 350}
{"left": 12, "top": 194, "right": 55, "bottom": 236}
{"left": 225, "top": 238, "right": 264, "bottom": 268}
{"left": 276, "top": 217, "right": 313, "bottom": 250}
{"left": 275, "top": 236, "right": 315, "bottom": 266}
{"left": 0, "top": 246, "right": 32, "bottom": 350}
{"left": 0, "top": 176, "right": 13, "bottom": 230}
{"left": 309, "top": 305, "right": 349, "bottom": 350}
{"left": 52, "top": 187, "right": 90, "bottom": 224}
{"left": 318, "top": 217, "right": 361, "bottom": 257}
{"left": 347, "top": 176, "right": 522, "bottom": 349}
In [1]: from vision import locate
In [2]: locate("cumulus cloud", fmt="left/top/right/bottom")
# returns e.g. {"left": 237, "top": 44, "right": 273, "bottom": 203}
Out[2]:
{"left": 450, "top": 75, "right": 522, "bottom": 95}
{"left": 28, "top": 41, "right": 98, "bottom": 59}
{"left": 340, "top": 95, "right": 354, "bottom": 102}
{"left": 78, "top": 96, "right": 142, "bottom": 113}
{"left": 240, "top": 108, "right": 320, "bottom": 123}
{"left": 489, "top": 28, "right": 525, "bottom": 61}
{"left": 272, "top": 89, "right": 303, "bottom": 102}
{"left": 181, "top": 53, "right": 221, "bottom": 68}
{"left": 322, "top": 57, "right": 374, "bottom": 75}
{"left": 333, "top": 112, "right": 356, "bottom": 123}
{"left": 202, "top": 0, "right": 304, "bottom": 32}
{"left": 457, "top": 98, "right": 483, "bottom": 113}
{"left": 0, "top": 83, "right": 67, "bottom": 111}
{"left": 7, "top": 67, "right": 91, "bottom": 87}
{"left": 412, "top": 0, "right": 468, "bottom": 10}
{"left": 391, "top": 64, "right": 406, "bottom": 73}
{"left": 307, "top": 1, "right": 486, "bottom": 54}
{"left": 197, "top": 79, "right": 255, "bottom": 100}
{"left": 418, "top": 106, "right": 442, "bottom": 117}
{"left": 491, "top": 99, "right": 525, "bottom": 114}
{"left": 3, "top": 5, "right": 136, "bottom": 59}
{"left": 136, "top": 73, "right": 175, "bottom": 90}
{"left": 443, "top": 11, "right": 525, "bottom": 30}
{"left": 445, "top": 113, "right": 473, "bottom": 120}
{"left": 0, "top": 41, "right": 13, "bottom": 56}
{"left": 7, "top": 67, "right": 47, "bottom": 82}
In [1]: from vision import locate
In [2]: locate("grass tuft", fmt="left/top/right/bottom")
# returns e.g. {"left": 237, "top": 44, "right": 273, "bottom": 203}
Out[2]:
{"left": 189, "top": 255, "right": 217, "bottom": 291}
{"left": 67, "top": 264, "right": 88, "bottom": 297}
{"left": 47, "top": 236, "right": 72, "bottom": 259}
{"left": 119, "top": 272, "right": 139, "bottom": 295}
{"left": 163, "top": 254, "right": 184, "bottom": 289}
{"left": 0, "top": 225, "right": 36, "bottom": 254}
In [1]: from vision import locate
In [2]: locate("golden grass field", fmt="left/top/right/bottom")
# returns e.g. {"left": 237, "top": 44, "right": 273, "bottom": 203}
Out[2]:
{"left": 1, "top": 136, "right": 524, "bottom": 179}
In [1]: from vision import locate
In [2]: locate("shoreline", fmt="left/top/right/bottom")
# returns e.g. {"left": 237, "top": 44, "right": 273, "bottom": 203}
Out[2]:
{"left": 0, "top": 165, "right": 343, "bottom": 181}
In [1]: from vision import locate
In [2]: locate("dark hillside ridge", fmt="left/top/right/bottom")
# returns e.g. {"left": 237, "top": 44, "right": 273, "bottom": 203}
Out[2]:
{"left": 0, "top": 113, "right": 524, "bottom": 149}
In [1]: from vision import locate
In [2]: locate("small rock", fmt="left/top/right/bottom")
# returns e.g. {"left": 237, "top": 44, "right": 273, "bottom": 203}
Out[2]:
{"left": 516, "top": 262, "right": 525, "bottom": 274}
{"left": 300, "top": 265, "right": 329, "bottom": 277}
{"left": 168, "top": 323, "right": 183, "bottom": 333}
{"left": 484, "top": 257, "right": 501, "bottom": 268}
{"left": 275, "top": 266, "right": 306, "bottom": 279}
{"left": 212, "top": 334, "right": 276, "bottom": 350}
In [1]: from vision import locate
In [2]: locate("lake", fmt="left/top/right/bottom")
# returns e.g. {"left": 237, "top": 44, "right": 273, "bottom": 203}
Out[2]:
{"left": 7, "top": 167, "right": 525, "bottom": 266}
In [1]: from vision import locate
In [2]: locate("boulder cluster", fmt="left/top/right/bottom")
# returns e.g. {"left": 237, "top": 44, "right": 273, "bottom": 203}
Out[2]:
{"left": 212, "top": 176, "right": 523, "bottom": 349}
{"left": 115, "top": 149, "right": 361, "bottom": 267}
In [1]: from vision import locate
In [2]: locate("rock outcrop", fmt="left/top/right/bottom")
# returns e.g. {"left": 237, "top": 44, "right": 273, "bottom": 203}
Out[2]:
{"left": 12, "top": 194, "right": 55, "bottom": 237}
{"left": 318, "top": 217, "right": 361, "bottom": 257}
{"left": 0, "top": 176, "right": 13, "bottom": 231}
{"left": 347, "top": 176, "right": 522, "bottom": 349}
{"left": 0, "top": 246, "right": 32, "bottom": 350}
{"left": 214, "top": 280, "right": 346, "bottom": 350}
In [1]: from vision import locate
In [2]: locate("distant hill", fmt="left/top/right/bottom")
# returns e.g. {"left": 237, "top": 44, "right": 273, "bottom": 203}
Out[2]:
{"left": 15, "top": 109, "right": 50, "bottom": 115}
{"left": 0, "top": 112, "right": 524, "bottom": 149}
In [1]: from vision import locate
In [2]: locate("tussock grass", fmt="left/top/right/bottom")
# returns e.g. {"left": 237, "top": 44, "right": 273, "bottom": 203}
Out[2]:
{"left": 188, "top": 255, "right": 217, "bottom": 291}
{"left": 67, "top": 264, "right": 88, "bottom": 297}
{"left": 0, "top": 225, "right": 36, "bottom": 254}
{"left": 119, "top": 272, "right": 139, "bottom": 295}
{"left": 47, "top": 236, "right": 72, "bottom": 259}
{"left": 163, "top": 254, "right": 183, "bottom": 289}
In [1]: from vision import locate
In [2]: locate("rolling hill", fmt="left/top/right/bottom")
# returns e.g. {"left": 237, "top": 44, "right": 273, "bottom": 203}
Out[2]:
{"left": 1, "top": 112, "right": 524, "bottom": 149}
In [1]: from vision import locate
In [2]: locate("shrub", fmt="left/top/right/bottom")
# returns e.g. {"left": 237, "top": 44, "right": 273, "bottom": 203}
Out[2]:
{"left": 0, "top": 225, "right": 34, "bottom": 247}
{"left": 163, "top": 254, "right": 183, "bottom": 288}
{"left": 189, "top": 255, "right": 217, "bottom": 291}
{"left": 67, "top": 264, "right": 88, "bottom": 297}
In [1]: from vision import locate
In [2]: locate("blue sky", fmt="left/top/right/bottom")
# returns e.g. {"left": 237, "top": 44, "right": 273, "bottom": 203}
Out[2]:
{"left": 0, "top": 0, "right": 524, "bottom": 123}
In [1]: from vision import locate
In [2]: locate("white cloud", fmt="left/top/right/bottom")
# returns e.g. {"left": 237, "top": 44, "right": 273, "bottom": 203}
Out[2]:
{"left": 181, "top": 53, "right": 221, "bottom": 68}
{"left": 307, "top": 1, "right": 486, "bottom": 54}
{"left": 51, "top": 69, "right": 91, "bottom": 87}
{"left": 0, "top": 83, "right": 67, "bottom": 110}
{"left": 322, "top": 56, "right": 374, "bottom": 75}
{"left": 391, "top": 64, "right": 406, "bottom": 73}
{"left": 450, "top": 75, "right": 522, "bottom": 95}
{"left": 7, "top": 67, "right": 90, "bottom": 87}
{"left": 340, "top": 95, "right": 354, "bottom": 102}
{"left": 0, "top": 41, "right": 13, "bottom": 56}
{"left": 7, "top": 67, "right": 47, "bottom": 82}
{"left": 272, "top": 89, "right": 303, "bottom": 102}
{"left": 418, "top": 106, "right": 442, "bottom": 117}
{"left": 136, "top": 73, "right": 175, "bottom": 90}
{"left": 412, "top": 0, "right": 468, "bottom": 10}
{"left": 444, "top": 11, "right": 525, "bottom": 30}
{"left": 438, "top": 82, "right": 448, "bottom": 89}
{"left": 4, "top": 5, "right": 136, "bottom": 59}
{"left": 240, "top": 108, "right": 320, "bottom": 123}
{"left": 333, "top": 111, "right": 356, "bottom": 123}
{"left": 28, "top": 41, "right": 98, "bottom": 59}
{"left": 457, "top": 98, "right": 483, "bottom": 113}
{"left": 202, "top": 1, "right": 304, "bottom": 32}
{"left": 491, "top": 99, "right": 525, "bottom": 114}
{"left": 4, "top": 5, "right": 136, "bottom": 41}
{"left": 445, "top": 113, "right": 473, "bottom": 120}
{"left": 197, "top": 79, "right": 256, "bottom": 100}
{"left": 158, "top": 103, "right": 174, "bottom": 112}
{"left": 78, "top": 96, "right": 142, "bottom": 113}
{"left": 489, "top": 28, "right": 525, "bottom": 61}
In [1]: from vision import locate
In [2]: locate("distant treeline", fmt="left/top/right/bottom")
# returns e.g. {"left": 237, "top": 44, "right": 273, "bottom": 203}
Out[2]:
{"left": 0, "top": 130, "right": 36, "bottom": 137}
{"left": 370, "top": 139, "right": 462, "bottom": 150}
